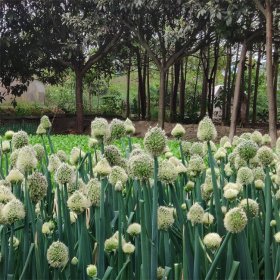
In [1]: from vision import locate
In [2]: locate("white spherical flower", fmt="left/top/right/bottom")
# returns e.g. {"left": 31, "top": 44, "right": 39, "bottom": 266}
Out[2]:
{"left": 239, "top": 199, "right": 259, "bottom": 218}
{"left": 6, "top": 169, "right": 24, "bottom": 184}
{"left": 203, "top": 233, "right": 222, "bottom": 251}
{"left": 56, "top": 150, "right": 68, "bottom": 162}
{"left": 144, "top": 126, "right": 166, "bottom": 157}
{"left": 257, "top": 146, "right": 274, "bottom": 166}
{"left": 91, "top": 117, "right": 109, "bottom": 139}
{"left": 28, "top": 172, "right": 48, "bottom": 203}
{"left": 87, "top": 179, "right": 101, "bottom": 207}
{"left": 1, "top": 140, "right": 10, "bottom": 153}
{"left": 67, "top": 191, "right": 91, "bottom": 214}
{"left": 220, "top": 136, "right": 230, "bottom": 147}
{"left": 128, "top": 153, "right": 153, "bottom": 180}
{"left": 87, "top": 264, "right": 97, "bottom": 277}
{"left": 274, "top": 232, "right": 280, "bottom": 243}
{"left": 94, "top": 158, "right": 112, "bottom": 177}
{"left": 127, "top": 223, "right": 141, "bottom": 236}
{"left": 70, "top": 147, "right": 85, "bottom": 165}
{"left": 4, "top": 130, "right": 14, "bottom": 140}
{"left": 158, "top": 206, "right": 175, "bottom": 230}
{"left": 237, "top": 167, "right": 254, "bottom": 185}
{"left": 124, "top": 118, "right": 135, "bottom": 135}
{"left": 224, "top": 163, "right": 233, "bottom": 177}
{"left": 262, "top": 134, "right": 271, "bottom": 145}
{"left": 40, "top": 115, "right": 52, "bottom": 129}
{"left": 224, "top": 188, "right": 239, "bottom": 200}
{"left": 202, "top": 212, "right": 214, "bottom": 225}
{"left": 47, "top": 241, "right": 69, "bottom": 268}
{"left": 237, "top": 140, "right": 258, "bottom": 161}
{"left": 171, "top": 124, "right": 186, "bottom": 138}
{"left": 158, "top": 160, "right": 178, "bottom": 184}
{"left": 254, "top": 179, "right": 264, "bottom": 190}
{"left": 55, "top": 163, "right": 74, "bottom": 185}
{"left": 48, "top": 154, "right": 62, "bottom": 173}
{"left": 251, "top": 131, "right": 263, "bottom": 146}
{"left": 190, "top": 142, "right": 205, "bottom": 157}
{"left": 16, "top": 146, "right": 38, "bottom": 173}
{"left": 122, "top": 242, "right": 135, "bottom": 254}
{"left": 187, "top": 203, "right": 204, "bottom": 225}
{"left": 105, "top": 237, "right": 118, "bottom": 253}
{"left": 197, "top": 116, "right": 217, "bottom": 142}
{"left": 36, "top": 124, "right": 46, "bottom": 135}
{"left": 0, "top": 186, "right": 14, "bottom": 203}
{"left": 88, "top": 138, "right": 99, "bottom": 149}
{"left": 11, "top": 130, "right": 29, "bottom": 149}
{"left": 109, "top": 166, "right": 128, "bottom": 186}
{"left": 2, "top": 198, "right": 25, "bottom": 224}
{"left": 110, "top": 118, "right": 126, "bottom": 140}
{"left": 224, "top": 207, "right": 248, "bottom": 233}
{"left": 33, "top": 144, "right": 45, "bottom": 161}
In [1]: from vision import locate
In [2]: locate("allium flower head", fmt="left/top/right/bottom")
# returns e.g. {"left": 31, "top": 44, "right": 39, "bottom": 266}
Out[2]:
{"left": 40, "top": 115, "right": 52, "bottom": 129}
{"left": 144, "top": 126, "right": 166, "bottom": 157}
{"left": 10, "top": 149, "right": 19, "bottom": 168}
{"left": 48, "top": 154, "right": 61, "bottom": 173}
{"left": 181, "top": 141, "right": 192, "bottom": 156}
{"left": 184, "top": 181, "right": 195, "bottom": 192}
{"left": 11, "top": 130, "right": 29, "bottom": 149}
{"left": 232, "top": 136, "right": 241, "bottom": 147}
{"left": 237, "top": 167, "right": 254, "bottom": 185}
{"left": 87, "top": 265, "right": 97, "bottom": 277}
{"left": 127, "top": 223, "right": 141, "bottom": 236}
{"left": 124, "top": 118, "right": 135, "bottom": 135}
{"left": 158, "top": 206, "right": 175, "bottom": 230}
{"left": 275, "top": 189, "right": 280, "bottom": 201}
{"left": 16, "top": 146, "right": 38, "bottom": 173}
{"left": 197, "top": 116, "right": 217, "bottom": 142}
{"left": 157, "top": 267, "right": 165, "bottom": 279}
{"left": 257, "top": 146, "right": 274, "bottom": 166}
{"left": 239, "top": 199, "right": 259, "bottom": 218}
{"left": 224, "top": 188, "right": 239, "bottom": 200}
{"left": 214, "top": 147, "right": 227, "bottom": 160}
{"left": 187, "top": 155, "right": 205, "bottom": 175}
{"left": 274, "top": 232, "right": 280, "bottom": 243}
{"left": 190, "top": 142, "right": 205, "bottom": 157}
{"left": 6, "top": 169, "right": 24, "bottom": 184}
{"left": 224, "top": 207, "right": 248, "bottom": 233}
{"left": 203, "top": 233, "right": 222, "bottom": 251}
{"left": 87, "top": 179, "right": 101, "bottom": 207}
{"left": 234, "top": 155, "right": 247, "bottom": 170}
{"left": 4, "top": 130, "right": 14, "bottom": 140}
{"left": 0, "top": 186, "right": 15, "bottom": 203}
{"left": 94, "top": 158, "right": 112, "bottom": 177}
{"left": 158, "top": 160, "right": 178, "bottom": 184}
{"left": 1, "top": 140, "right": 10, "bottom": 153}
{"left": 262, "top": 134, "right": 271, "bottom": 145}
{"left": 251, "top": 131, "right": 263, "bottom": 146}
{"left": 36, "top": 124, "right": 46, "bottom": 135}
{"left": 253, "top": 166, "right": 265, "bottom": 181}
{"left": 55, "top": 163, "right": 74, "bottom": 185}
{"left": 237, "top": 140, "right": 258, "bottom": 161}
{"left": 129, "top": 153, "right": 153, "bottom": 180}
{"left": 28, "top": 172, "right": 48, "bottom": 203}
{"left": 109, "top": 166, "right": 128, "bottom": 186}
{"left": 67, "top": 191, "right": 90, "bottom": 214}
{"left": 88, "top": 138, "right": 99, "bottom": 149}
{"left": 0, "top": 203, "right": 6, "bottom": 224}
{"left": 276, "top": 137, "right": 280, "bottom": 154}
{"left": 2, "top": 198, "right": 25, "bottom": 224}
{"left": 105, "top": 237, "right": 118, "bottom": 252}
{"left": 56, "top": 150, "right": 68, "bottom": 162}
{"left": 171, "top": 123, "right": 186, "bottom": 138}
{"left": 122, "top": 242, "right": 135, "bottom": 254}
{"left": 47, "top": 241, "right": 69, "bottom": 268}
{"left": 70, "top": 147, "right": 85, "bottom": 165}
{"left": 110, "top": 118, "right": 126, "bottom": 140}
{"left": 224, "top": 163, "right": 233, "bottom": 177}
{"left": 202, "top": 212, "right": 214, "bottom": 225}
{"left": 254, "top": 179, "right": 264, "bottom": 190}
{"left": 91, "top": 117, "right": 109, "bottom": 139}
{"left": 104, "top": 145, "right": 122, "bottom": 166}
{"left": 33, "top": 144, "right": 45, "bottom": 161}
{"left": 220, "top": 136, "right": 230, "bottom": 147}
{"left": 187, "top": 203, "right": 204, "bottom": 225}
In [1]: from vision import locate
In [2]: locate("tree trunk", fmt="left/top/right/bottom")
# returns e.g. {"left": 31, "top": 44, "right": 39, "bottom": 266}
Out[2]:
{"left": 146, "top": 58, "right": 151, "bottom": 120}
{"left": 136, "top": 49, "right": 146, "bottom": 119}
{"left": 245, "top": 51, "right": 253, "bottom": 125}
{"left": 200, "top": 74, "right": 208, "bottom": 119}
{"left": 170, "top": 60, "right": 180, "bottom": 122}
{"left": 75, "top": 71, "right": 84, "bottom": 133}
{"left": 222, "top": 46, "right": 230, "bottom": 121}
{"left": 193, "top": 60, "right": 200, "bottom": 111}
{"left": 158, "top": 69, "right": 166, "bottom": 128}
{"left": 179, "top": 58, "right": 187, "bottom": 122}
{"left": 265, "top": 1, "right": 277, "bottom": 146}
{"left": 252, "top": 45, "right": 262, "bottom": 125}
{"left": 126, "top": 56, "right": 131, "bottom": 118}
{"left": 229, "top": 42, "right": 247, "bottom": 142}
{"left": 273, "top": 49, "right": 278, "bottom": 123}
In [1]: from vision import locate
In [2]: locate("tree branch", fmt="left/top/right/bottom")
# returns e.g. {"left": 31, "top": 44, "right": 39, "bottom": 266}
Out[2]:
{"left": 254, "top": 0, "right": 266, "bottom": 16}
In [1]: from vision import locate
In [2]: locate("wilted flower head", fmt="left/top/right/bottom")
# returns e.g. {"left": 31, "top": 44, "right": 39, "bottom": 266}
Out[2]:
{"left": 91, "top": 117, "right": 109, "bottom": 139}
{"left": 109, "top": 166, "right": 128, "bottom": 186}
{"left": 70, "top": 147, "right": 85, "bottom": 165}
{"left": 239, "top": 199, "right": 259, "bottom": 218}
{"left": 87, "top": 179, "right": 101, "bottom": 207}
{"left": 187, "top": 203, "right": 204, "bottom": 225}
{"left": 122, "top": 242, "right": 135, "bottom": 254}
{"left": 94, "top": 158, "right": 112, "bottom": 177}
{"left": 110, "top": 118, "right": 126, "bottom": 140}
{"left": 129, "top": 153, "right": 153, "bottom": 180}
{"left": 124, "top": 118, "right": 135, "bottom": 135}
{"left": 2, "top": 198, "right": 25, "bottom": 224}
{"left": 47, "top": 241, "right": 69, "bottom": 268}
{"left": 237, "top": 167, "right": 254, "bottom": 185}
{"left": 257, "top": 146, "right": 274, "bottom": 166}
{"left": 40, "top": 115, "right": 52, "bottom": 129}
{"left": 158, "top": 206, "right": 175, "bottom": 230}
{"left": 144, "top": 126, "right": 166, "bottom": 157}
{"left": 6, "top": 169, "right": 24, "bottom": 184}
{"left": 33, "top": 144, "right": 45, "bottom": 161}
{"left": 11, "top": 130, "right": 29, "bottom": 149}
{"left": 67, "top": 191, "right": 90, "bottom": 214}
{"left": 55, "top": 163, "right": 74, "bottom": 185}
{"left": 224, "top": 207, "right": 248, "bottom": 233}
{"left": 28, "top": 172, "right": 48, "bottom": 203}
{"left": 197, "top": 116, "right": 217, "bottom": 142}
{"left": 48, "top": 154, "right": 62, "bottom": 173}
{"left": 0, "top": 186, "right": 15, "bottom": 203}
{"left": 158, "top": 160, "right": 178, "bottom": 184}
{"left": 127, "top": 223, "right": 141, "bottom": 236}
{"left": 171, "top": 123, "right": 186, "bottom": 138}
{"left": 203, "top": 233, "right": 222, "bottom": 251}
{"left": 237, "top": 140, "right": 258, "bottom": 161}
{"left": 16, "top": 146, "right": 38, "bottom": 173}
